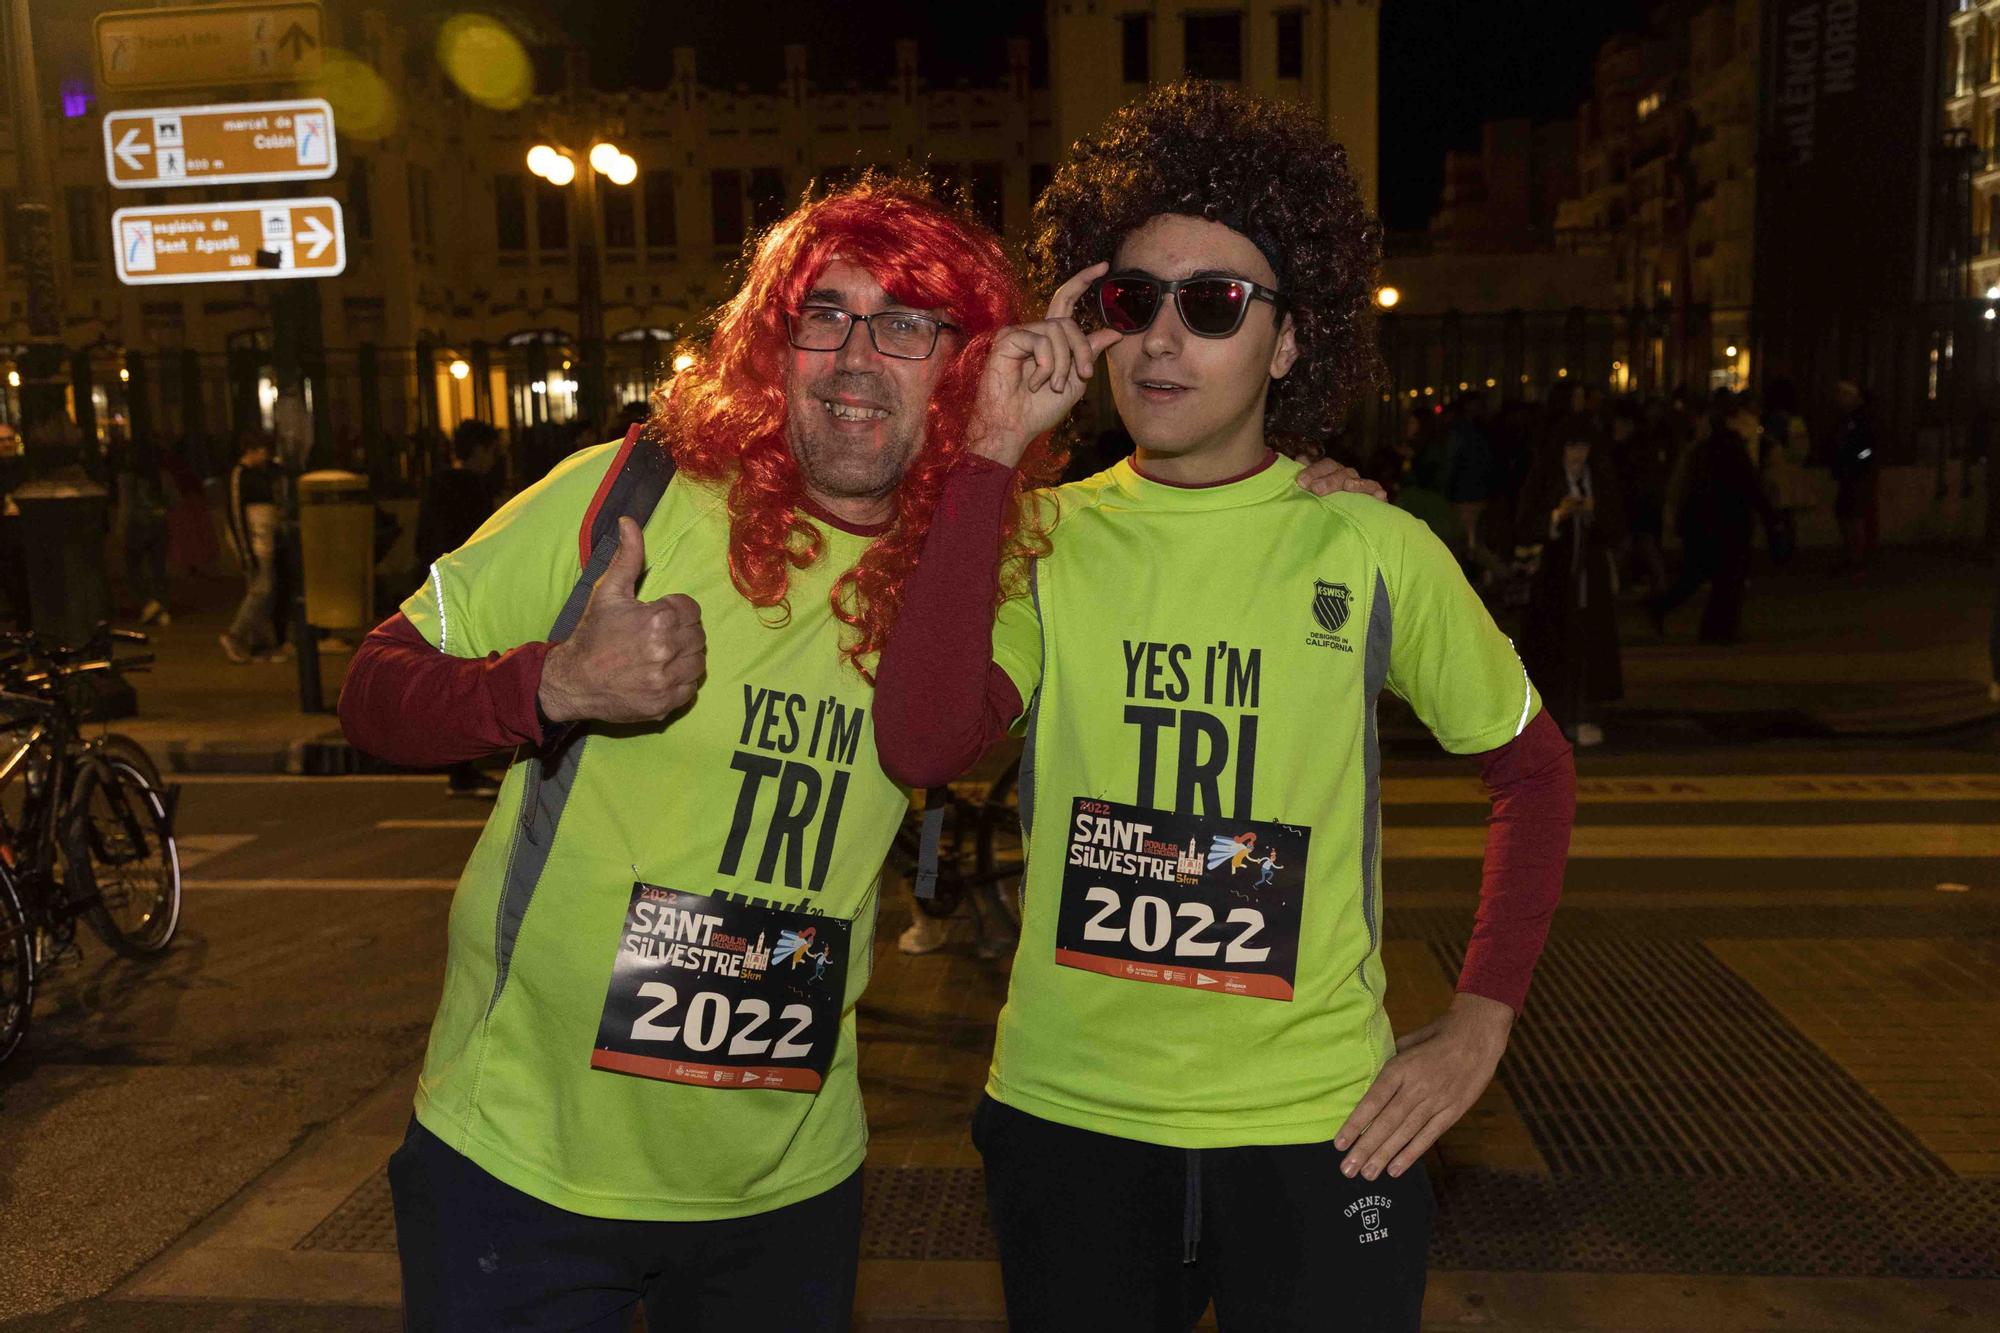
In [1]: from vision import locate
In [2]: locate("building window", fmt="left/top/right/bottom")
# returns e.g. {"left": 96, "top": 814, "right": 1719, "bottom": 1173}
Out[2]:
{"left": 407, "top": 165, "right": 434, "bottom": 250}
{"left": 749, "top": 167, "right": 788, "bottom": 231}
{"left": 968, "top": 162, "right": 1004, "bottom": 233}
{"left": 1122, "top": 15, "right": 1150, "bottom": 83}
{"left": 496, "top": 173, "right": 527, "bottom": 253}
{"left": 1029, "top": 163, "right": 1053, "bottom": 209}
{"left": 1276, "top": 10, "right": 1305, "bottom": 80}
{"left": 602, "top": 184, "right": 636, "bottom": 252}
{"left": 348, "top": 158, "right": 372, "bottom": 241}
{"left": 643, "top": 170, "right": 677, "bottom": 251}
{"left": 711, "top": 169, "right": 744, "bottom": 248}
{"left": 65, "top": 186, "right": 99, "bottom": 265}
{"left": 1, "top": 190, "right": 21, "bottom": 271}
{"left": 1185, "top": 14, "right": 1244, "bottom": 82}
{"left": 1989, "top": 197, "right": 2000, "bottom": 251}
{"left": 927, "top": 160, "right": 960, "bottom": 201}
{"left": 531, "top": 46, "right": 568, "bottom": 96}
{"left": 536, "top": 178, "right": 569, "bottom": 252}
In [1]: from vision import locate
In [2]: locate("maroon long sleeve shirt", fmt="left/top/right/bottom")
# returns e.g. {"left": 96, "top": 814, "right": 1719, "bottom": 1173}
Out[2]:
{"left": 873, "top": 456, "right": 1573, "bottom": 1012}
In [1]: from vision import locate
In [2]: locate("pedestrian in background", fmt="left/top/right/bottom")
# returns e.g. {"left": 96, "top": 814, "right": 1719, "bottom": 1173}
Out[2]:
{"left": 1759, "top": 378, "right": 1813, "bottom": 566}
{"left": 414, "top": 420, "right": 500, "bottom": 573}
{"left": 1651, "top": 392, "right": 1774, "bottom": 645}
{"left": 0, "top": 422, "right": 28, "bottom": 629}
{"left": 116, "top": 435, "right": 174, "bottom": 626}
{"left": 219, "top": 430, "right": 284, "bottom": 664}
{"left": 1831, "top": 379, "right": 1879, "bottom": 573}
{"left": 1518, "top": 417, "right": 1625, "bottom": 746}
{"left": 414, "top": 419, "right": 502, "bottom": 798}
{"left": 1611, "top": 399, "right": 1668, "bottom": 595}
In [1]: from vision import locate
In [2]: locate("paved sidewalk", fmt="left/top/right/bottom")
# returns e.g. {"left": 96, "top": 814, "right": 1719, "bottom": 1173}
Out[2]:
{"left": 94, "top": 546, "right": 1998, "bottom": 773}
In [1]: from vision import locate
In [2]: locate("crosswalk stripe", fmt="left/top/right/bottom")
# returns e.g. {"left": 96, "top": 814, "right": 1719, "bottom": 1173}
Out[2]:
{"left": 1384, "top": 823, "right": 2000, "bottom": 859}
{"left": 185, "top": 878, "right": 459, "bottom": 891}
{"left": 1382, "top": 775, "right": 2000, "bottom": 805}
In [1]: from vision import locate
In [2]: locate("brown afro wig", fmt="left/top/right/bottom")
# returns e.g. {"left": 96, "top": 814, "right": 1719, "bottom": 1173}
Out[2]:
{"left": 1030, "top": 80, "right": 1382, "bottom": 452}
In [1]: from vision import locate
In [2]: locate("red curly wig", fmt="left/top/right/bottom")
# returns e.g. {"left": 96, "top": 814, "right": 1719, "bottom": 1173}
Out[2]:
{"left": 653, "top": 172, "right": 1060, "bottom": 679}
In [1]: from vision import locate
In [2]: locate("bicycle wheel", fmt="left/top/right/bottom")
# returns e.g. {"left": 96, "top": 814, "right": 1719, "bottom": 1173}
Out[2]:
{"left": 71, "top": 757, "right": 181, "bottom": 957}
{"left": 96, "top": 733, "right": 166, "bottom": 790}
{"left": 0, "top": 868, "right": 34, "bottom": 1065}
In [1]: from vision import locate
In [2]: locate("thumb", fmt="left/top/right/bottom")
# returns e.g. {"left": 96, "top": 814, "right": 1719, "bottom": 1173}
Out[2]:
{"left": 599, "top": 516, "right": 645, "bottom": 601}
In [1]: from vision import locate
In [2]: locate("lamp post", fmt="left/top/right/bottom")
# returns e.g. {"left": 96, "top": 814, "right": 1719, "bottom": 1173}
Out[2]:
{"left": 527, "top": 140, "right": 637, "bottom": 432}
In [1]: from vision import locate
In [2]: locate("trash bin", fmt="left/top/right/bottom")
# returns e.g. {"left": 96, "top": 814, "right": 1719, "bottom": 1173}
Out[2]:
{"left": 15, "top": 469, "right": 109, "bottom": 647}
{"left": 296, "top": 469, "right": 373, "bottom": 631}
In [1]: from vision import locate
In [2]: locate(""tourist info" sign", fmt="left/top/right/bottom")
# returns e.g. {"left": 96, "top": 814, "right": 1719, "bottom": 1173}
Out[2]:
{"left": 103, "top": 99, "right": 336, "bottom": 189}
{"left": 112, "top": 198, "right": 346, "bottom": 286}
{"left": 95, "top": 2, "right": 324, "bottom": 93}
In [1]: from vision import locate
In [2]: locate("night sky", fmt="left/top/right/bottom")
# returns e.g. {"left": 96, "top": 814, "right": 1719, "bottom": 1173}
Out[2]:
{"left": 579, "top": 0, "right": 1656, "bottom": 233}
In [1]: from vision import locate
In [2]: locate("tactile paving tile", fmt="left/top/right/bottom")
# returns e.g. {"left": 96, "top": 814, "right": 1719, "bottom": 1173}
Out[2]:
{"left": 294, "top": 1167, "right": 397, "bottom": 1253}
{"left": 1431, "top": 935, "right": 1951, "bottom": 1182}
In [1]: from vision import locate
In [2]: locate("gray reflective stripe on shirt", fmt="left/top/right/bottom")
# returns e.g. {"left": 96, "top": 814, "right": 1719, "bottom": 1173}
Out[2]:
{"left": 485, "top": 522, "right": 628, "bottom": 1017}
{"left": 1016, "top": 560, "right": 1043, "bottom": 842}
{"left": 1359, "top": 569, "right": 1393, "bottom": 995}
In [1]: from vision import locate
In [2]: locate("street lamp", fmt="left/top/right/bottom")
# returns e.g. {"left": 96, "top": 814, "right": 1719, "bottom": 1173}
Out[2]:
{"left": 1374, "top": 285, "right": 1400, "bottom": 310}
{"left": 528, "top": 137, "right": 641, "bottom": 427}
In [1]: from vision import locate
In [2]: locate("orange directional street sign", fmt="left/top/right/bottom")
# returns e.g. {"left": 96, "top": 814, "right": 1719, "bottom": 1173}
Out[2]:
{"left": 104, "top": 99, "right": 335, "bottom": 189}
{"left": 112, "top": 199, "right": 345, "bottom": 287}
{"left": 95, "top": 2, "right": 323, "bottom": 93}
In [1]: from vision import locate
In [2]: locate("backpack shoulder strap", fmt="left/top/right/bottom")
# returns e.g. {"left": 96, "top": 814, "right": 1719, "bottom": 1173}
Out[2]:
{"left": 550, "top": 424, "right": 678, "bottom": 644}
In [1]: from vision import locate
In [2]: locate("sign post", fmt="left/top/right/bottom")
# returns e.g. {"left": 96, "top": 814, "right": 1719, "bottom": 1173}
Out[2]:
{"left": 111, "top": 198, "right": 345, "bottom": 286}
{"left": 103, "top": 99, "right": 335, "bottom": 189}
{"left": 94, "top": 2, "right": 323, "bottom": 93}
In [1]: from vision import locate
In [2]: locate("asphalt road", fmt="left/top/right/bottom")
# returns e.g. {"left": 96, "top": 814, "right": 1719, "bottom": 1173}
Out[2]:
{"left": 2, "top": 737, "right": 1996, "bottom": 1329}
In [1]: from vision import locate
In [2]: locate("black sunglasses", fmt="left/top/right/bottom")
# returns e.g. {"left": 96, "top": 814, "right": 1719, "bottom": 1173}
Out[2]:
{"left": 1092, "top": 274, "right": 1285, "bottom": 339}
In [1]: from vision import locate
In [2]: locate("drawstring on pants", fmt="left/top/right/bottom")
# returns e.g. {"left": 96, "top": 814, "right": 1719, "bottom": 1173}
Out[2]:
{"left": 1182, "top": 1149, "right": 1203, "bottom": 1264}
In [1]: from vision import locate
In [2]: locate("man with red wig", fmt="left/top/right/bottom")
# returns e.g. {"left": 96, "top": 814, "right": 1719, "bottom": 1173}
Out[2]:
{"left": 340, "top": 173, "right": 1374, "bottom": 1328}
{"left": 337, "top": 177, "right": 1071, "bottom": 1330}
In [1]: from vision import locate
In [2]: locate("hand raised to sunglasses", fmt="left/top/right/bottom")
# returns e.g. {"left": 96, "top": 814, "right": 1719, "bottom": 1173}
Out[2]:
{"left": 966, "top": 262, "right": 1124, "bottom": 468}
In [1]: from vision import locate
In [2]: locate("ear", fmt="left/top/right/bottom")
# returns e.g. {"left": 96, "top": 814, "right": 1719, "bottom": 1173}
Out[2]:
{"left": 1269, "top": 312, "right": 1300, "bottom": 381}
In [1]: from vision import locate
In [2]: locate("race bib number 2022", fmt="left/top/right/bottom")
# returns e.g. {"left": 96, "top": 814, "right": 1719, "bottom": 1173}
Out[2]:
{"left": 1056, "top": 797, "right": 1309, "bottom": 1000}
{"left": 591, "top": 883, "right": 849, "bottom": 1092}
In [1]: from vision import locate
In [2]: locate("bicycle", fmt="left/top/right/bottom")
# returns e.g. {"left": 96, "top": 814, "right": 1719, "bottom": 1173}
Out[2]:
{"left": 0, "top": 627, "right": 182, "bottom": 1066}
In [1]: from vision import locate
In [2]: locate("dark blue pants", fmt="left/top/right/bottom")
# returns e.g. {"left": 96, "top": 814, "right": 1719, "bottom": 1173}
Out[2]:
{"left": 973, "top": 1096, "right": 1434, "bottom": 1333}
{"left": 389, "top": 1118, "right": 861, "bottom": 1332}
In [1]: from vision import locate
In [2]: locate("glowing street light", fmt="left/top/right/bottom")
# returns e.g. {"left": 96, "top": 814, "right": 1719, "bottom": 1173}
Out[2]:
{"left": 604, "top": 152, "right": 638, "bottom": 187}
{"left": 526, "top": 144, "right": 561, "bottom": 178}
{"left": 1724, "top": 344, "right": 1739, "bottom": 358}
{"left": 1374, "top": 285, "right": 1400, "bottom": 309}
{"left": 448, "top": 358, "right": 471, "bottom": 380}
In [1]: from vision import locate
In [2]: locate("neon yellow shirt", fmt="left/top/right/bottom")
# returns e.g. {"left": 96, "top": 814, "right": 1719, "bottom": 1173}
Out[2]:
{"left": 400, "top": 442, "right": 903, "bottom": 1219}
{"left": 989, "top": 455, "right": 1538, "bottom": 1148}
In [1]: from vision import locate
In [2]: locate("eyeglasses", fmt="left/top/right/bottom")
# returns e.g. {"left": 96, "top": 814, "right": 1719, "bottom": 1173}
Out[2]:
{"left": 786, "top": 305, "right": 958, "bottom": 361}
{"left": 1093, "top": 274, "right": 1285, "bottom": 339}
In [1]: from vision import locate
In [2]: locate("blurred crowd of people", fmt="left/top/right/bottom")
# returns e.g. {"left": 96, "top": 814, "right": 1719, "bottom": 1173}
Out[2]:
{"left": 1351, "top": 378, "right": 1880, "bottom": 745}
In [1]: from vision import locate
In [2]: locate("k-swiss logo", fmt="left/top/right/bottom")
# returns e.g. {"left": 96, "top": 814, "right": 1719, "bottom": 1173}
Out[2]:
{"left": 1312, "top": 580, "right": 1351, "bottom": 634}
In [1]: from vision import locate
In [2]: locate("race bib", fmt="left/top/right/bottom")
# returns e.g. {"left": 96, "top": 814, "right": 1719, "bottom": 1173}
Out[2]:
{"left": 591, "top": 883, "right": 850, "bottom": 1092}
{"left": 1055, "top": 797, "right": 1308, "bottom": 1001}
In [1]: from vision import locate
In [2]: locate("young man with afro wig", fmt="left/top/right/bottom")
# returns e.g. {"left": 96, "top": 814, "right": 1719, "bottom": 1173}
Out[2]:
{"left": 874, "top": 83, "right": 1577, "bottom": 1332}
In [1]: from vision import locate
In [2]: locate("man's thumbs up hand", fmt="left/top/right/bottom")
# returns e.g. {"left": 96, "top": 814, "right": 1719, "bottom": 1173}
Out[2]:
{"left": 538, "top": 517, "right": 707, "bottom": 725}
